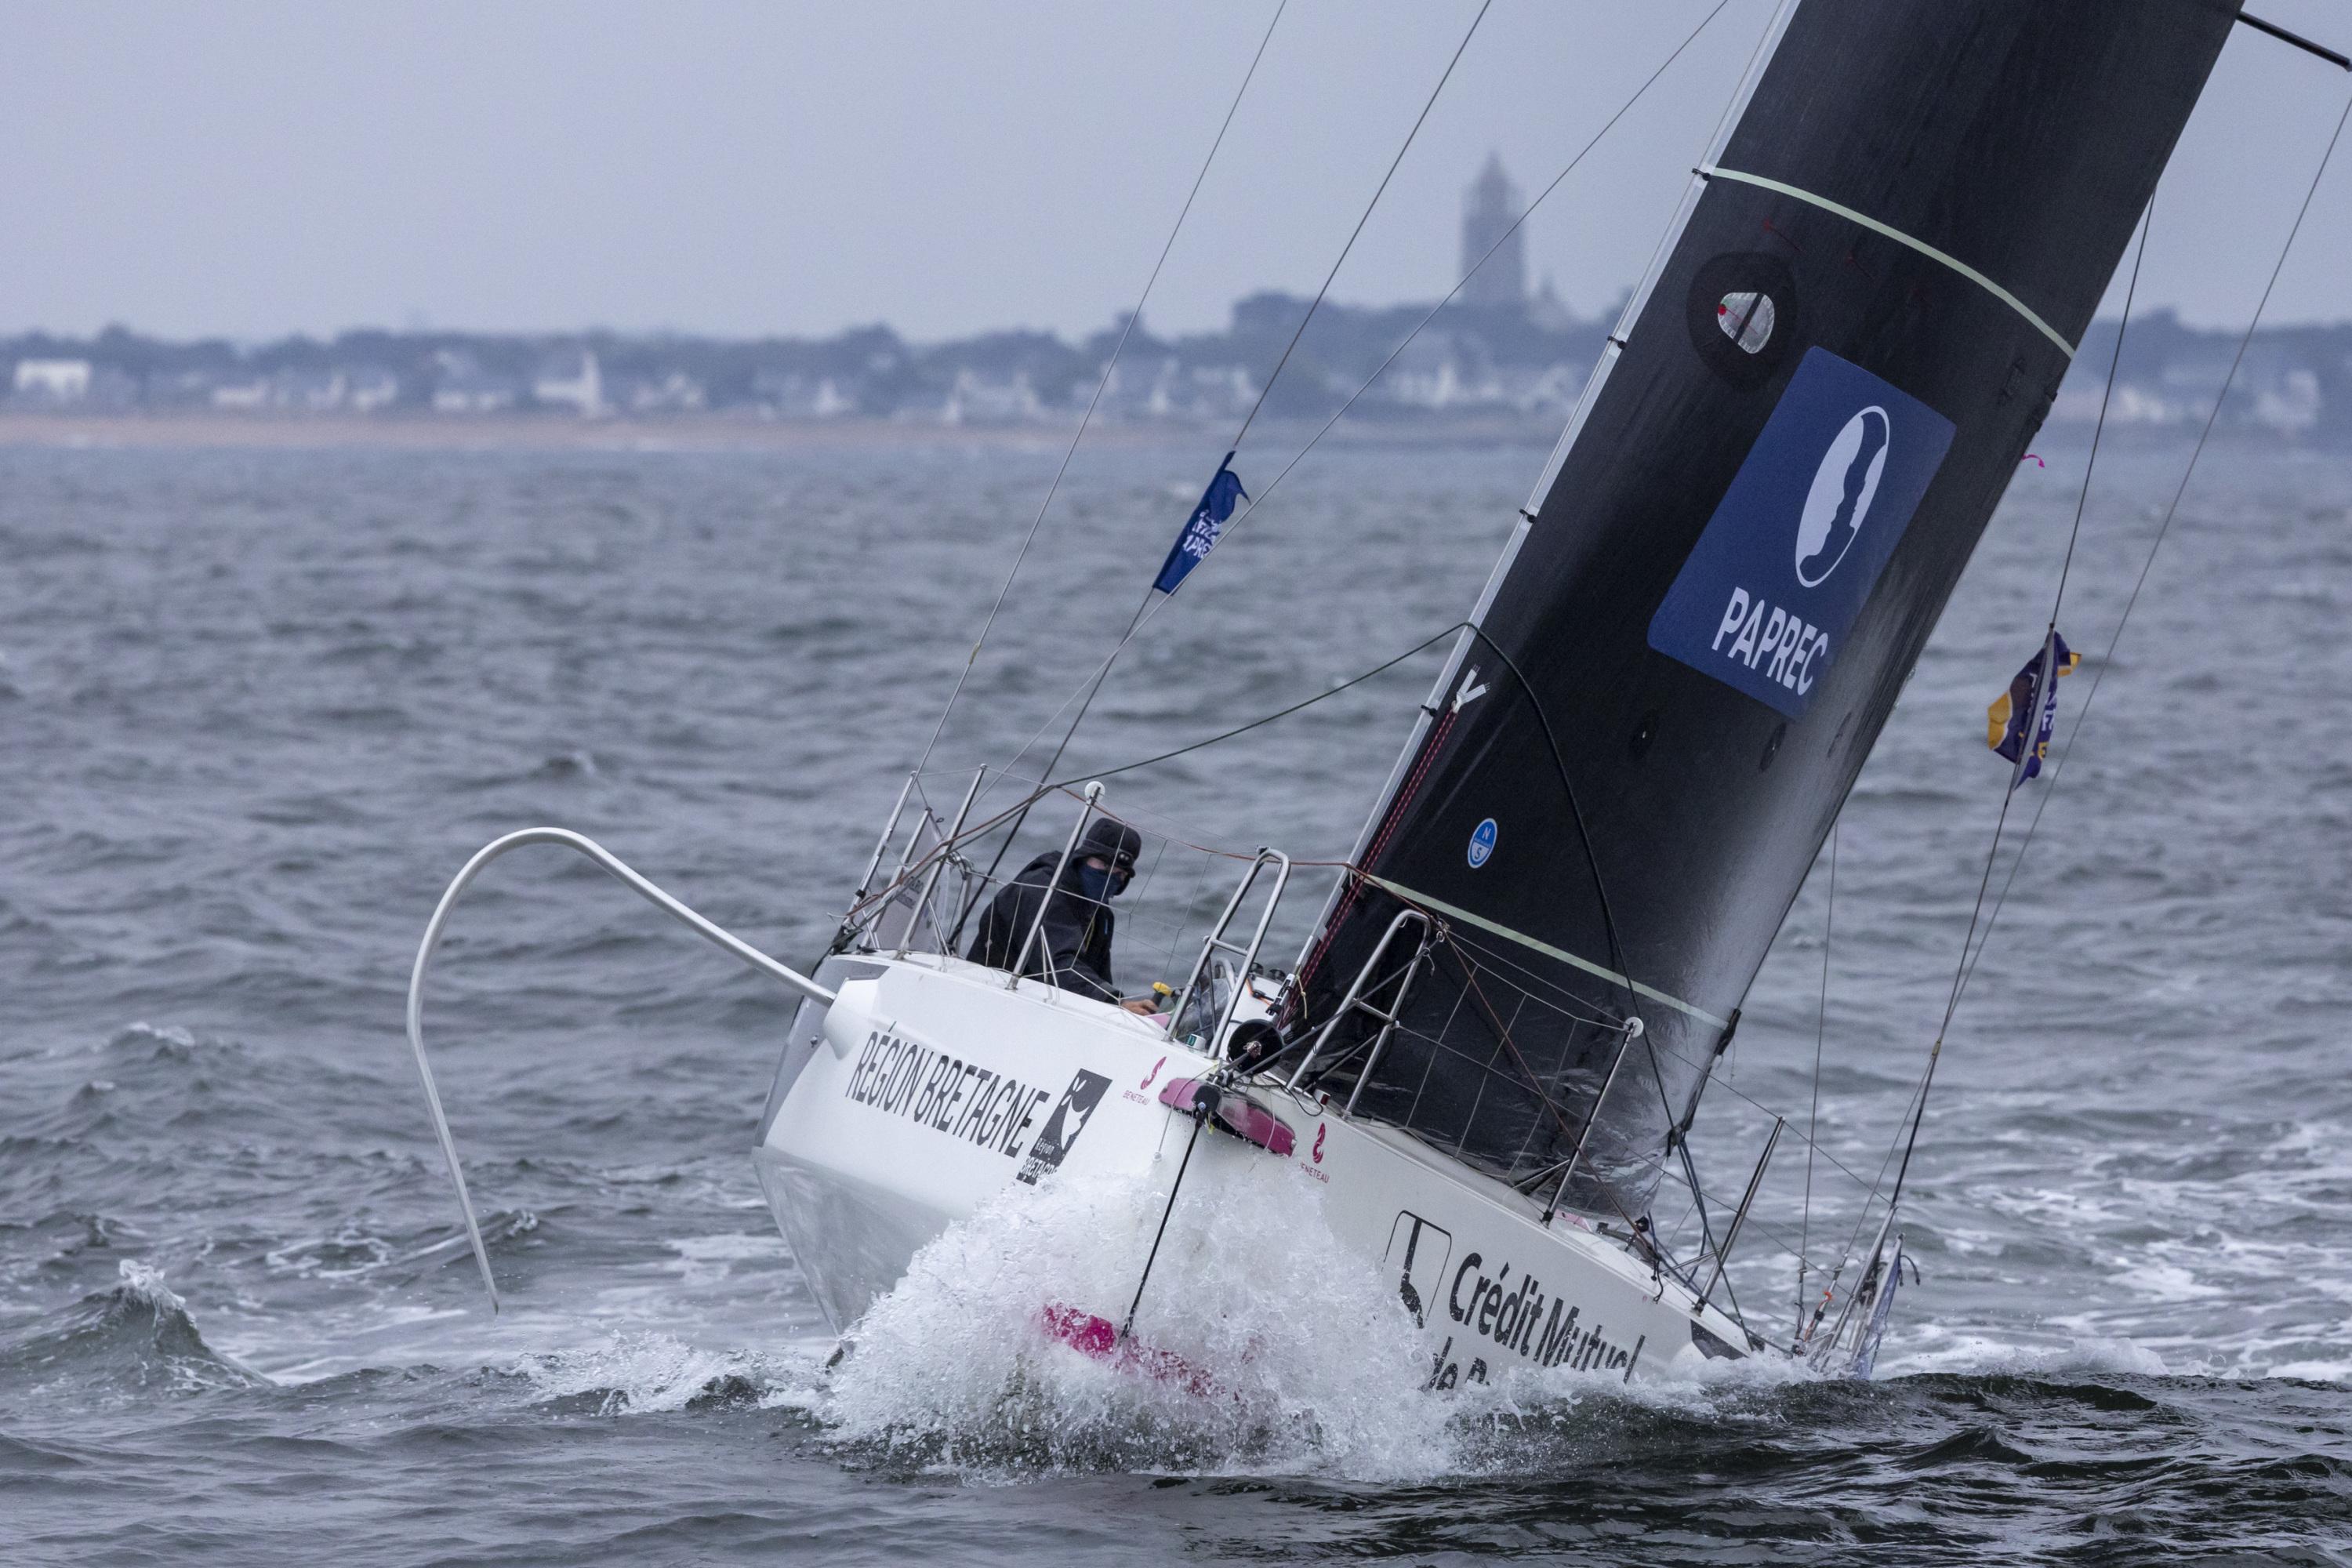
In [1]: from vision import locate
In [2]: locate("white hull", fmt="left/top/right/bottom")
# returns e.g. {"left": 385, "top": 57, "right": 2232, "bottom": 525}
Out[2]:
{"left": 756, "top": 951, "right": 1764, "bottom": 1386}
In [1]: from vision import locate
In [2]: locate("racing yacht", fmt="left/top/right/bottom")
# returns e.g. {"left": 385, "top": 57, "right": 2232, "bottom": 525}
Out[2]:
{"left": 407, "top": 0, "right": 2266, "bottom": 1387}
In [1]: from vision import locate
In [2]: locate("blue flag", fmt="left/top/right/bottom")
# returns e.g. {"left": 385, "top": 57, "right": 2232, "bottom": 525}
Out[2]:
{"left": 1152, "top": 452, "right": 1248, "bottom": 596}
{"left": 1987, "top": 631, "right": 2080, "bottom": 787}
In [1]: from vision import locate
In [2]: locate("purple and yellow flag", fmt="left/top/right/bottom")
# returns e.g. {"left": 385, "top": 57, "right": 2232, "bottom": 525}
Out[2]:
{"left": 1987, "top": 632, "right": 2081, "bottom": 787}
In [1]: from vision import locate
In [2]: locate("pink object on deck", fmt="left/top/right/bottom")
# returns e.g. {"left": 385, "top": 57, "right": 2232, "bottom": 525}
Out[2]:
{"left": 1038, "top": 1303, "right": 1216, "bottom": 1396}
{"left": 1040, "top": 1302, "right": 1118, "bottom": 1357}
{"left": 1156, "top": 1077, "right": 1295, "bottom": 1157}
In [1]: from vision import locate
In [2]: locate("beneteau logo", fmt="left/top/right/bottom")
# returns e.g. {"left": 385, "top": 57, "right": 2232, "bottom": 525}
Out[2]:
{"left": 1794, "top": 405, "right": 1889, "bottom": 586}
{"left": 1015, "top": 1069, "right": 1112, "bottom": 1185}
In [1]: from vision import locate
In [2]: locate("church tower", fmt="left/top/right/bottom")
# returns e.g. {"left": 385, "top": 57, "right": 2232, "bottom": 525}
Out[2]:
{"left": 1459, "top": 152, "right": 1526, "bottom": 310}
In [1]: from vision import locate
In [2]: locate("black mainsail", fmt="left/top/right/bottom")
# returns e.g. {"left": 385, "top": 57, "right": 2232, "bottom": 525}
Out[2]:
{"left": 1293, "top": 0, "right": 2241, "bottom": 1210}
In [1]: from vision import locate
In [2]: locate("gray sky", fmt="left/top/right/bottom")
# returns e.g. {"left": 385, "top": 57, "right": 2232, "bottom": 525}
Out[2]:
{"left": 1, "top": 0, "right": 2346, "bottom": 343}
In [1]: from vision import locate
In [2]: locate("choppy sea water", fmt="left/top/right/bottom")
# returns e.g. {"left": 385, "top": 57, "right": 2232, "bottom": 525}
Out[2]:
{"left": 2, "top": 427, "right": 2348, "bottom": 1564}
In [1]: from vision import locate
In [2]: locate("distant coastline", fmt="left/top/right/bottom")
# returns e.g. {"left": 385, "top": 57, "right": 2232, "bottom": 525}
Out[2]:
{"left": 6, "top": 151, "right": 2347, "bottom": 446}
{"left": 0, "top": 407, "right": 1597, "bottom": 454}
{"left": 5, "top": 301, "right": 2347, "bottom": 448}
{"left": 0, "top": 406, "right": 2316, "bottom": 459}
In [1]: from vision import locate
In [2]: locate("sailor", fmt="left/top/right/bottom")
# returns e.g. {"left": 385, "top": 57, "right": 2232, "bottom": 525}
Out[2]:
{"left": 968, "top": 818, "right": 1154, "bottom": 1012}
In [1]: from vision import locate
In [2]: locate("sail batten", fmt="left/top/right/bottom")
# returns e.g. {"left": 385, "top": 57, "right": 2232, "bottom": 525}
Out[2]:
{"left": 1297, "top": 0, "right": 2241, "bottom": 1210}
{"left": 1699, "top": 166, "right": 2075, "bottom": 357}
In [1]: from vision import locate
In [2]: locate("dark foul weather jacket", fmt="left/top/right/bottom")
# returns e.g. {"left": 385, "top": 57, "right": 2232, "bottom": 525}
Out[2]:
{"left": 968, "top": 851, "right": 1120, "bottom": 1004}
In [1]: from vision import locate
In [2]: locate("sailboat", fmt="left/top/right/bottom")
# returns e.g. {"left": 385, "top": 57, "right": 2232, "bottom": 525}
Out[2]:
{"left": 404, "top": 0, "right": 2340, "bottom": 1388}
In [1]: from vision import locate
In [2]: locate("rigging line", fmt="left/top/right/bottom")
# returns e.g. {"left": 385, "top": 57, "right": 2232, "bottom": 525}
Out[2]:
{"left": 1228, "top": 0, "right": 1494, "bottom": 452}
{"left": 927, "top": 614, "right": 1454, "bottom": 940}
{"left": 1461, "top": 625, "right": 1636, "bottom": 1018}
{"left": 1869, "top": 187, "right": 2158, "bottom": 1229}
{"left": 1856, "top": 91, "right": 2352, "bottom": 1243}
{"left": 1810, "top": 176, "right": 2166, "bottom": 1301}
{"left": 960, "top": 613, "right": 1457, "bottom": 937}
{"left": 964, "top": 601, "right": 1450, "bottom": 927}
{"left": 997, "top": 0, "right": 1503, "bottom": 790}
{"left": 1798, "top": 818, "right": 1835, "bottom": 1330}
{"left": 984, "top": 0, "right": 1737, "bottom": 794}
{"left": 1047, "top": 622, "right": 1469, "bottom": 790}
{"left": 909, "top": 0, "right": 1288, "bottom": 776}
{"left": 1830, "top": 390, "right": 2186, "bottom": 1301}
{"left": 1123, "top": 1104, "right": 1209, "bottom": 1340}
{"left": 2049, "top": 195, "right": 2154, "bottom": 637}
{"left": 1951, "top": 85, "right": 2352, "bottom": 1022}
{"left": 1933, "top": 206, "right": 2150, "bottom": 1034}
{"left": 962, "top": 583, "right": 1157, "bottom": 935}
{"left": 1816, "top": 1023, "right": 1938, "bottom": 1312}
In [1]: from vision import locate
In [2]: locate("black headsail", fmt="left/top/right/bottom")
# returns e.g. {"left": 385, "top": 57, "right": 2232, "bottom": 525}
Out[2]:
{"left": 1292, "top": 0, "right": 2239, "bottom": 1211}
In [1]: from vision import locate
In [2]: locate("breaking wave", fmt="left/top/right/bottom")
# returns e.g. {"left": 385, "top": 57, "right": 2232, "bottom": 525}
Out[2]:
{"left": 822, "top": 1159, "right": 1456, "bottom": 1478}
{"left": 508, "top": 1330, "right": 818, "bottom": 1417}
{"left": 799, "top": 1156, "right": 1839, "bottom": 1480}
{"left": 0, "top": 1260, "right": 267, "bottom": 1399}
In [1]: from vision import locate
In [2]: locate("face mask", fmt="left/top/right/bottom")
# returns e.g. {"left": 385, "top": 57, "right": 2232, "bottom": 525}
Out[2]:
{"left": 1076, "top": 863, "right": 1127, "bottom": 902}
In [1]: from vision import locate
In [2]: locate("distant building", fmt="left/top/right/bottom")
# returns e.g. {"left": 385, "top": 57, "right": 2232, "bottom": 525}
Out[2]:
{"left": 347, "top": 367, "right": 400, "bottom": 412}
{"left": 2254, "top": 368, "right": 2322, "bottom": 434}
{"left": 208, "top": 370, "right": 349, "bottom": 412}
{"left": 13, "top": 358, "right": 92, "bottom": 403}
{"left": 752, "top": 369, "right": 855, "bottom": 418}
{"left": 1528, "top": 274, "right": 1577, "bottom": 332}
{"left": 1460, "top": 153, "right": 1526, "bottom": 310}
{"left": 431, "top": 350, "right": 518, "bottom": 414}
{"left": 210, "top": 377, "right": 271, "bottom": 411}
{"left": 938, "top": 368, "right": 1040, "bottom": 424}
{"left": 626, "top": 370, "right": 706, "bottom": 414}
{"left": 534, "top": 349, "right": 604, "bottom": 417}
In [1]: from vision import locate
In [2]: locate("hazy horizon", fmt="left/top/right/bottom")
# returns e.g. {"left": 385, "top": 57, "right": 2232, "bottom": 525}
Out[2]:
{"left": 2, "top": 0, "right": 2347, "bottom": 343}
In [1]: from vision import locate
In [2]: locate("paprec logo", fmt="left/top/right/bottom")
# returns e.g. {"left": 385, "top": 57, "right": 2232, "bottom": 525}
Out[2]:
{"left": 1794, "top": 405, "right": 1889, "bottom": 586}
{"left": 1645, "top": 348, "right": 1955, "bottom": 719}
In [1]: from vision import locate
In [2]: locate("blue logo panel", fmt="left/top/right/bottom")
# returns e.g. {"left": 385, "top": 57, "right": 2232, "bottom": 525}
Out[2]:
{"left": 1468, "top": 818, "right": 1497, "bottom": 869}
{"left": 1646, "top": 348, "right": 1954, "bottom": 717}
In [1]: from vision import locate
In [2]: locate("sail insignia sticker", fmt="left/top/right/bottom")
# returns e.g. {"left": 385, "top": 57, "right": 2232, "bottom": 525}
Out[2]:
{"left": 1794, "top": 406, "right": 1888, "bottom": 585}
{"left": 1468, "top": 818, "right": 1497, "bottom": 869}
{"left": 1647, "top": 348, "right": 1953, "bottom": 717}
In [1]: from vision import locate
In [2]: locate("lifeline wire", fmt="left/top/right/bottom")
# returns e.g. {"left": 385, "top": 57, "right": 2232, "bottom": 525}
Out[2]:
{"left": 909, "top": 0, "right": 1287, "bottom": 776}
{"left": 992, "top": 0, "right": 1737, "bottom": 791}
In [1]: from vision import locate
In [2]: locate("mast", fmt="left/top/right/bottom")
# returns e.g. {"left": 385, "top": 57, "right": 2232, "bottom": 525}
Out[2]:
{"left": 1293, "top": 0, "right": 2242, "bottom": 1212}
